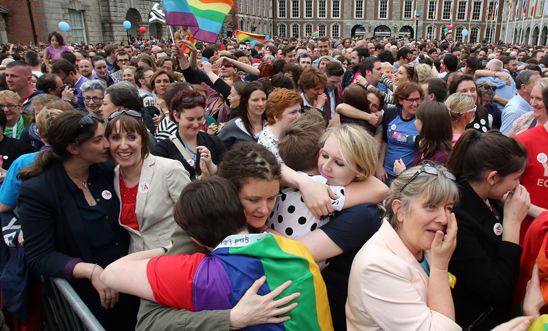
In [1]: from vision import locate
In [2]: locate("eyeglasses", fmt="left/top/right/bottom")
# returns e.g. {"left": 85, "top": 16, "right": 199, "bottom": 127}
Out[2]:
{"left": 108, "top": 109, "right": 143, "bottom": 120}
{"left": 399, "top": 164, "right": 456, "bottom": 193}
{"left": 404, "top": 97, "right": 423, "bottom": 104}
{"left": 79, "top": 113, "right": 104, "bottom": 129}
{"left": 0, "top": 104, "right": 18, "bottom": 111}
{"left": 221, "top": 63, "right": 234, "bottom": 68}
{"left": 84, "top": 96, "right": 104, "bottom": 103}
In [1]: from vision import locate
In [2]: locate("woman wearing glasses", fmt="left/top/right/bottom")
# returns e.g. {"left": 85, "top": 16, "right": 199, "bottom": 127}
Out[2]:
{"left": 447, "top": 130, "right": 529, "bottom": 330}
{"left": 376, "top": 82, "right": 423, "bottom": 185}
{"left": 153, "top": 88, "right": 225, "bottom": 180}
{"left": 0, "top": 90, "right": 31, "bottom": 139}
{"left": 18, "top": 111, "right": 139, "bottom": 330}
{"left": 346, "top": 164, "right": 461, "bottom": 331}
{"left": 81, "top": 79, "right": 107, "bottom": 119}
{"left": 105, "top": 110, "right": 190, "bottom": 253}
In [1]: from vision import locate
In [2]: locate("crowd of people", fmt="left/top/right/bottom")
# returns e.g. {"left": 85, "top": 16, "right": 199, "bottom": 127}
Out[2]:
{"left": 0, "top": 30, "right": 547, "bottom": 330}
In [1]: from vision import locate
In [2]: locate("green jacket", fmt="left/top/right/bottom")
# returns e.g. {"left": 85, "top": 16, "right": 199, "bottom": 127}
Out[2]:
{"left": 136, "top": 227, "right": 230, "bottom": 331}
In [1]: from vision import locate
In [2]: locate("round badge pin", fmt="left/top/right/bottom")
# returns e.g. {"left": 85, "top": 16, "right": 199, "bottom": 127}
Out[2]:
{"left": 390, "top": 124, "right": 397, "bottom": 131}
{"left": 493, "top": 222, "right": 503, "bottom": 236}
{"left": 102, "top": 190, "right": 112, "bottom": 200}
{"left": 537, "top": 152, "right": 547, "bottom": 164}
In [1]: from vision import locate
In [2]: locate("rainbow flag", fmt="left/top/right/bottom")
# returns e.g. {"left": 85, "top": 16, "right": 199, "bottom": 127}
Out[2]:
{"left": 149, "top": 233, "right": 333, "bottom": 331}
{"left": 162, "top": 0, "right": 233, "bottom": 43}
{"left": 234, "top": 29, "right": 267, "bottom": 44}
{"left": 311, "top": 29, "right": 319, "bottom": 38}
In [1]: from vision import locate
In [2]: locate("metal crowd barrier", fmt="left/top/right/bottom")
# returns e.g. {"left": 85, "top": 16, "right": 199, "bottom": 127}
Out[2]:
{"left": 42, "top": 277, "right": 105, "bottom": 331}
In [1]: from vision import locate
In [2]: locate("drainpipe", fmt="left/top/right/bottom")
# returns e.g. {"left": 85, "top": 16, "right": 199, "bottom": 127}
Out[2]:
{"left": 26, "top": 0, "right": 38, "bottom": 44}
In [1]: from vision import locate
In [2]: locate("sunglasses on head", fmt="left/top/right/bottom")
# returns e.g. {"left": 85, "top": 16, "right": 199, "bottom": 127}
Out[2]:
{"left": 107, "top": 109, "right": 143, "bottom": 121}
{"left": 79, "top": 113, "right": 104, "bottom": 129}
{"left": 399, "top": 164, "right": 456, "bottom": 193}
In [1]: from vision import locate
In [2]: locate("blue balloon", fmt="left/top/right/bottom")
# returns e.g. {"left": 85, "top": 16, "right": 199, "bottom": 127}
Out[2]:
{"left": 250, "top": 39, "right": 257, "bottom": 47}
{"left": 123, "top": 20, "right": 132, "bottom": 30}
{"left": 462, "top": 29, "right": 469, "bottom": 37}
{"left": 58, "top": 21, "right": 71, "bottom": 32}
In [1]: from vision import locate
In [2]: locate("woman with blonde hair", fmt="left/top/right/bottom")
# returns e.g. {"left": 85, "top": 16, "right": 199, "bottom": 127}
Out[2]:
{"left": 257, "top": 88, "right": 302, "bottom": 161}
{"left": 445, "top": 93, "right": 476, "bottom": 144}
{"left": 414, "top": 63, "right": 435, "bottom": 83}
{"left": 0, "top": 90, "right": 31, "bottom": 139}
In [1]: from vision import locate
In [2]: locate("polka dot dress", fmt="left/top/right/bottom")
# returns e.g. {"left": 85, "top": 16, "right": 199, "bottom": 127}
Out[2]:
{"left": 267, "top": 175, "right": 346, "bottom": 240}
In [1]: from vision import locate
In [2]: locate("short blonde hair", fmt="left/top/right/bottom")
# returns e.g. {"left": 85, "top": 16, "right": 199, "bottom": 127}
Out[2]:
{"left": 535, "top": 77, "right": 548, "bottom": 90}
{"left": 444, "top": 93, "right": 476, "bottom": 122}
{"left": 0, "top": 90, "right": 20, "bottom": 104}
{"left": 36, "top": 108, "right": 63, "bottom": 140}
{"left": 319, "top": 124, "right": 378, "bottom": 181}
{"left": 415, "top": 63, "right": 434, "bottom": 83}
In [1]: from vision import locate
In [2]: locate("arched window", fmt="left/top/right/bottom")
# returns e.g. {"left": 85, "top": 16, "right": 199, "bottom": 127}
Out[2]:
{"left": 331, "top": 24, "right": 340, "bottom": 38}
{"left": 291, "top": 23, "right": 300, "bottom": 37}
{"left": 426, "top": 25, "right": 436, "bottom": 39}
{"left": 305, "top": 23, "right": 313, "bottom": 36}
{"left": 470, "top": 27, "right": 479, "bottom": 43}
{"left": 318, "top": 24, "right": 326, "bottom": 37}
{"left": 278, "top": 23, "right": 287, "bottom": 37}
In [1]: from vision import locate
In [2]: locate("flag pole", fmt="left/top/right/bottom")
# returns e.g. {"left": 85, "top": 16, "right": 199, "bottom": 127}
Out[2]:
{"left": 529, "top": 0, "right": 537, "bottom": 44}
{"left": 504, "top": 0, "right": 511, "bottom": 42}
{"left": 539, "top": 0, "right": 546, "bottom": 44}
{"left": 168, "top": 25, "right": 175, "bottom": 43}
{"left": 494, "top": 0, "right": 500, "bottom": 43}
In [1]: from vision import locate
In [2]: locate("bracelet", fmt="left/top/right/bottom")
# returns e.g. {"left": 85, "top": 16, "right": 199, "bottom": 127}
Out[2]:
{"left": 89, "top": 263, "right": 98, "bottom": 279}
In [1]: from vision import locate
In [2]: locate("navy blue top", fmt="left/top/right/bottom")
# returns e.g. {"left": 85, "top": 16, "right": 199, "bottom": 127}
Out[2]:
{"left": 321, "top": 204, "right": 382, "bottom": 331}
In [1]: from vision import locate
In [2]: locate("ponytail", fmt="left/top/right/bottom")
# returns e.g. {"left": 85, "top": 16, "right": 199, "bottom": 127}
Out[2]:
{"left": 447, "top": 129, "right": 527, "bottom": 182}
{"left": 18, "top": 150, "right": 61, "bottom": 180}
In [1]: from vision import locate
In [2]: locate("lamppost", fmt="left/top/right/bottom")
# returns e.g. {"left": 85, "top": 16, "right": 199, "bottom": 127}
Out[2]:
{"left": 415, "top": 12, "right": 420, "bottom": 40}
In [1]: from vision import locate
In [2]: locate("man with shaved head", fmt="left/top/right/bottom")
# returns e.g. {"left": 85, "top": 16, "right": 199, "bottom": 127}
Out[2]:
{"left": 5, "top": 61, "right": 42, "bottom": 113}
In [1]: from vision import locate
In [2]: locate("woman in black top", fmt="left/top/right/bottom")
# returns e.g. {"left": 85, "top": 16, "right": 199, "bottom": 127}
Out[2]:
{"left": 18, "top": 111, "right": 138, "bottom": 330}
{"left": 446, "top": 129, "right": 530, "bottom": 330}
{"left": 152, "top": 88, "right": 225, "bottom": 180}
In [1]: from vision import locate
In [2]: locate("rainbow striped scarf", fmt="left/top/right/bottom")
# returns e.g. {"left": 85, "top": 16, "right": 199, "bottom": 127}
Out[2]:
{"left": 196, "top": 233, "right": 333, "bottom": 330}
{"left": 162, "top": 0, "right": 233, "bottom": 43}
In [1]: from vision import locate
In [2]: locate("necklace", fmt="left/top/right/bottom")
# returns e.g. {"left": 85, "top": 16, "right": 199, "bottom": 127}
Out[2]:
{"left": 68, "top": 173, "right": 88, "bottom": 190}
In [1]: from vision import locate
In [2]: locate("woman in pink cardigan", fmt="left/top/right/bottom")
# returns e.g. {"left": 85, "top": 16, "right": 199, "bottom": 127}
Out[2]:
{"left": 346, "top": 164, "right": 461, "bottom": 331}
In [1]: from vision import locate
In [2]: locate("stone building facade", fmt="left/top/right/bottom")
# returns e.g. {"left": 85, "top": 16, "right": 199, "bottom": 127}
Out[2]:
{"left": 271, "top": 0, "right": 548, "bottom": 45}
{"left": 1, "top": 0, "right": 166, "bottom": 44}
{"left": 1, "top": 0, "right": 547, "bottom": 46}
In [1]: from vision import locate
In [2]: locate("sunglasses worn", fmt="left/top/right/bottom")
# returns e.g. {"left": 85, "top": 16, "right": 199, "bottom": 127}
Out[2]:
{"left": 399, "top": 164, "right": 456, "bottom": 193}
{"left": 108, "top": 109, "right": 143, "bottom": 120}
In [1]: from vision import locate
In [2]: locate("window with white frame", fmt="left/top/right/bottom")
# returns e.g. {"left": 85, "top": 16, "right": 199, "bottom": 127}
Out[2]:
{"left": 291, "top": 0, "right": 299, "bottom": 18}
{"left": 442, "top": 1, "right": 452, "bottom": 20}
{"left": 427, "top": 0, "right": 437, "bottom": 19}
{"left": 305, "top": 0, "right": 313, "bottom": 18}
{"left": 305, "top": 23, "right": 313, "bottom": 36}
{"left": 246, "top": 0, "right": 249, "bottom": 15}
{"left": 278, "top": 0, "right": 286, "bottom": 18}
{"left": 240, "top": 0, "right": 244, "bottom": 14}
{"left": 485, "top": 27, "right": 493, "bottom": 42}
{"left": 379, "top": 0, "right": 388, "bottom": 19}
{"left": 291, "top": 23, "right": 299, "bottom": 37}
{"left": 331, "top": 24, "right": 340, "bottom": 38}
{"left": 403, "top": 0, "right": 413, "bottom": 19}
{"left": 318, "top": 0, "right": 327, "bottom": 18}
{"left": 355, "top": 0, "right": 364, "bottom": 18}
{"left": 318, "top": 24, "right": 326, "bottom": 36}
{"left": 471, "top": 1, "right": 482, "bottom": 20}
{"left": 470, "top": 27, "right": 479, "bottom": 42}
{"left": 69, "top": 9, "right": 87, "bottom": 44}
{"left": 278, "top": 23, "right": 287, "bottom": 37}
{"left": 332, "top": 0, "right": 340, "bottom": 18}
{"left": 487, "top": 1, "right": 496, "bottom": 20}
{"left": 426, "top": 25, "right": 436, "bottom": 39}
{"left": 457, "top": 1, "right": 467, "bottom": 20}
{"left": 455, "top": 26, "right": 463, "bottom": 39}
